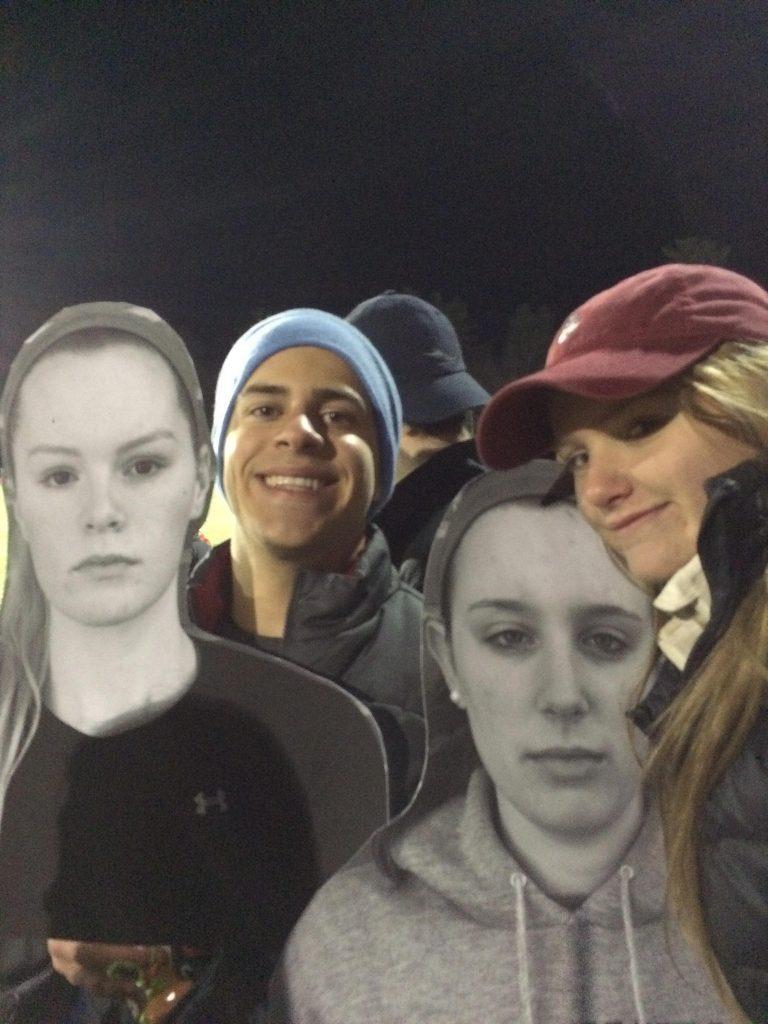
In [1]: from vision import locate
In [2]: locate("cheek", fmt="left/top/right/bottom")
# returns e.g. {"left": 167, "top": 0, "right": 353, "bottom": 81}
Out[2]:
{"left": 572, "top": 482, "right": 601, "bottom": 529}
{"left": 20, "top": 521, "right": 68, "bottom": 594}
{"left": 221, "top": 431, "right": 254, "bottom": 509}
{"left": 222, "top": 430, "right": 247, "bottom": 479}
{"left": 678, "top": 469, "right": 710, "bottom": 523}
{"left": 12, "top": 489, "right": 64, "bottom": 551}
{"left": 453, "top": 636, "right": 530, "bottom": 729}
{"left": 146, "top": 483, "right": 200, "bottom": 537}
{"left": 342, "top": 436, "right": 378, "bottom": 496}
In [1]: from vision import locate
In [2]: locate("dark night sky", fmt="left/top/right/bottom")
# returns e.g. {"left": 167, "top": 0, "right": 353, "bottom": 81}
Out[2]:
{"left": 3, "top": 1, "right": 766, "bottom": 403}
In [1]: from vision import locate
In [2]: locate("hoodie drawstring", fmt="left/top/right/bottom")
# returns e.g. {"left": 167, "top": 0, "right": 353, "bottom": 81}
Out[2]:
{"left": 619, "top": 864, "right": 647, "bottom": 1024}
{"left": 510, "top": 872, "right": 535, "bottom": 1024}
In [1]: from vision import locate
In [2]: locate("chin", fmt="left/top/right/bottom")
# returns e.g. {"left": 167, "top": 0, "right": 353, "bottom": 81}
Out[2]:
{"left": 627, "top": 560, "right": 688, "bottom": 589}
{"left": 58, "top": 594, "right": 161, "bottom": 628}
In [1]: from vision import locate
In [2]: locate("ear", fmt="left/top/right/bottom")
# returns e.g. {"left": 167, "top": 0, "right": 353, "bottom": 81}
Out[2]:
{"left": 191, "top": 445, "right": 214, "bottom": 520}
{"left": 425, "top": 616, "right": 467, "bottom": 709}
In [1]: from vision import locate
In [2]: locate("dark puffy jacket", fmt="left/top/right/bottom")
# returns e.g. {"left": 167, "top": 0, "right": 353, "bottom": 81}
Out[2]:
{"left": 374, "top": 440, "right": 485, "bottom": 590}
{"left": 187, "top": 527, "right": 425, "bottom": 808}
{"left": 630, "top": 459, "right": 768, "bottom": 1023}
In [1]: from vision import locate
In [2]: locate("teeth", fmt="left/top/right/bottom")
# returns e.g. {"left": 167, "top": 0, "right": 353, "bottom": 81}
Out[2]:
{"left": 264, "top": 475, "right": 322, "bottom": 491}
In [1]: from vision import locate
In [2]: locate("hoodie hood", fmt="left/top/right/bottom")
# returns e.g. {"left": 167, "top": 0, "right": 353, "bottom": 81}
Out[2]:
{"left": 392, "top": 768, "right": 666, "bottom": 931}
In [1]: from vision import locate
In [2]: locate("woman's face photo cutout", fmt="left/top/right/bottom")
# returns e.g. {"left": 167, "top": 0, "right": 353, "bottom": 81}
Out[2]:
{"left": 8, "top": 331, "right": 210, "bottom": 630}
{"left": 431, "top": 499, "right": 654, "bottom": 844}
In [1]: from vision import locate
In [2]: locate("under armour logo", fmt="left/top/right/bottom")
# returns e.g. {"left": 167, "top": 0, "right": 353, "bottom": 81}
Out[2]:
{"left": 194, "top": 789, "right": 229, "bottom": 815}
{"left": 556, "top": 314, "right": 579, "bottom": 345}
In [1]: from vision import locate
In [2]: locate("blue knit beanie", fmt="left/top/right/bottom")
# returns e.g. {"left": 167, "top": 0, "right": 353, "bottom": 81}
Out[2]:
{"left": 212, "top": 309, "right": 402, "bottom": 516}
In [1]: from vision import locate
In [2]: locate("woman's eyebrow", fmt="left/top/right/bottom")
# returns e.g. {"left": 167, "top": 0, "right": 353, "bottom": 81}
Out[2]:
{"left": 116, "top": 430, "right": 178, "bottom": 455}
{"left": 466, "top": 599, "right": 534, "bottom": 615}
{"left": 26, "top": 430, "right": 178, "bottom": 460}
{"left": 27, "top": 444, "right": 80, "bottom": 458}
{"left": 573, "top": 604, "right": 646, "bottom": 623}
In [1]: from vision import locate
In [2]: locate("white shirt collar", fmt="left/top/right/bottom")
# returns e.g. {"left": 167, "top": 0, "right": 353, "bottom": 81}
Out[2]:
{"left": 653, "top": 555, "right": 712, "bottom": 671}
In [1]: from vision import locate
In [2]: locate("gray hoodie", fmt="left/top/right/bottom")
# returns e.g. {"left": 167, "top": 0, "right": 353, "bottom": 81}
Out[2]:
{"left": 269, "top": 461, "right": 726, "bottom": 1024}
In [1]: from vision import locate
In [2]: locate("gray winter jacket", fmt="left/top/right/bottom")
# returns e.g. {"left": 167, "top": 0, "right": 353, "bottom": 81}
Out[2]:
{"left": 188, "top": 528, "right": 425, "bottom": 805}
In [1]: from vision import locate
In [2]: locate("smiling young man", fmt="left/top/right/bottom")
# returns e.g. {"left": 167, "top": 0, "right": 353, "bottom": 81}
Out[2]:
{"left": 188, "top": 309, "right": 425, "bottom": 805}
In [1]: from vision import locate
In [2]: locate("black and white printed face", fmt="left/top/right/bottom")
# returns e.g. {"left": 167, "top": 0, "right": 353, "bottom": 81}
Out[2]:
{"left": 441, "top": 502, "right": 654, "bottom": 841}
{"left": 10, "top": 341, "right": 208, "bottom": 628}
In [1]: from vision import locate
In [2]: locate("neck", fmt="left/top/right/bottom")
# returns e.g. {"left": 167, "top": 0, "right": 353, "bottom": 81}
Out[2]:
{"left": 46, "top": 583, "right": 196, "bottom": 735}
{"left": 229, "top": 527, "right": 365, "bottom": 638}
{"left": 497, "top": 791, "right": 645, "bottom": 906}
{"left": 395, "top": 447, "right": 438, "bottom": 482}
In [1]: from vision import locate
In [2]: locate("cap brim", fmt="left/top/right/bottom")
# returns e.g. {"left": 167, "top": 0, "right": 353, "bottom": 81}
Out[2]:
{"left": 403, "top": 370, "right": 491, "bottom": 423}
{"left": 477, "top": 344, "right": 710, "bottom": 470}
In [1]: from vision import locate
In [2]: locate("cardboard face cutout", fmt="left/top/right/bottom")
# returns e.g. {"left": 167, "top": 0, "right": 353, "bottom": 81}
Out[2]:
{"left": 0, "top": 303, "right": 388, "bottom": 1020}
{"left": 268, "top": 464, "right": 727, "bottom": 1023}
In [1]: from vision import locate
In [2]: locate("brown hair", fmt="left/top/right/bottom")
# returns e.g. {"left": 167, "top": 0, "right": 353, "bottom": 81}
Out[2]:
{"left": 646, "top": 340, "right": 768, "bottom": 1018}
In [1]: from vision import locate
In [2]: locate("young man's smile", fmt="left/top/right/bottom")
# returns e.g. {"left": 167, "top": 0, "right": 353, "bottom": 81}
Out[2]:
{"left": 223, "top": 346, "right": 380, "bottom": 570}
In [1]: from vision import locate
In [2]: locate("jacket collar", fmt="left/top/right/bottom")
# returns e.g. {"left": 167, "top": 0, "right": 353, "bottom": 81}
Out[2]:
{"left": 630, "top": 458, "right": 768, "bottom": 733}
{"left": 187, "top": 528, "right": 400, "bottom": 676}
{"left": 375, "top": 440, "right": 483, "bottom": 560}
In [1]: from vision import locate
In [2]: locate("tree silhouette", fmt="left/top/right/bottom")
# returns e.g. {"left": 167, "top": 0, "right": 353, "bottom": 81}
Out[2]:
{"left": 661, "top": 236, "right": 732, "bottom": 266}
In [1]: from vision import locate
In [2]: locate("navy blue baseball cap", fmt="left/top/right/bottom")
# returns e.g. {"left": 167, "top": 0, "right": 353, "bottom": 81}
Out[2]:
{"left": 347, "top": 292, "right": 489, "bottom": 424}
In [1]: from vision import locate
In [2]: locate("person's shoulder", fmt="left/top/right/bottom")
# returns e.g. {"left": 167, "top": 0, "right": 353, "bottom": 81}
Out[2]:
{"left": 273, "top": 859, "right": 400, "bottom": 986}
{"left": 704, "top": 710, "right": 768, "bottom": 836}
{"left": 363, "top": 580, "right": 423, "bottom": 688}
{"left": 364, "top": 561, "right": 423, "bottom": 651}
{"left": 386, "top": 574, "right": 423, "bottom": 611}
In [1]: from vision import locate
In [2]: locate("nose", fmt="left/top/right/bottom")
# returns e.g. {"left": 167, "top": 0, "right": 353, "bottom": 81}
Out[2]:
{"left": 535, "top": 640, "right": 590, "bottom": 722}
{"left": 577, "top": 441, "right": 633, "bottom": 513}
{"left": 82, "top": 474, "right": 126, "bottom": 533}
{"left": 273, "top": 412, "right": 325, "bottom": 452}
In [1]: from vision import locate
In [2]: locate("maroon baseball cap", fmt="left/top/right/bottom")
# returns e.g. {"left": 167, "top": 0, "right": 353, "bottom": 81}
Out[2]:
{"left": 477, "top": 263, "right": 768, "bottom": 470}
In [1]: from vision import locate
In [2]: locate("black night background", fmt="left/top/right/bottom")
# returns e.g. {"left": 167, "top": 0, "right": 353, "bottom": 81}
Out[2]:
{"left": 3, "top": 1, "right": 767, "bottom": 407}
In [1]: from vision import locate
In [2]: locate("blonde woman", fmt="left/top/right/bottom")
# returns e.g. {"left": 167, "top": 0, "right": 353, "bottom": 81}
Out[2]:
{"left": 477, "top": 263, "right": 768, "bottom": 1022}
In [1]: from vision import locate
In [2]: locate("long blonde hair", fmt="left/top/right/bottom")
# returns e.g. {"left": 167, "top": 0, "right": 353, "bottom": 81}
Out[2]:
{"left": 646, "top": 340, "right": 768, "bottom": 1014}
{"left": 0, "top": 319, "right": 210, "bottom": 827}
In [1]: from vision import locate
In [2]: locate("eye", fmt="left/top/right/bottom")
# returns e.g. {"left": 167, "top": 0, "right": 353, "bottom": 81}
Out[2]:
{"left": 623, "top": 415, "right": 673, "bottom": 441}
{"left": 556, "top": 448, "right": 588, "bottom": 474}
{"left": 40, "top": 467, "right": 77, "bottom": 488}
{"left": 483, "top": 626, "right": 538, "bottom": 653}
{"left": 125, "top": 456, "right": 166, "bottom": 478}
{"left": 247, "top": 403, "right": 281, "bottom": 420}
{"left": 579, "top": 629, "right": 631, "bottom": 660}
{"left": 321, "top": 407, "right": 356, "bottom": 427}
